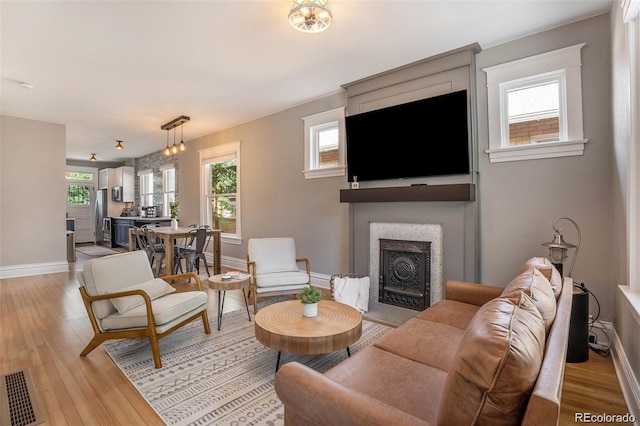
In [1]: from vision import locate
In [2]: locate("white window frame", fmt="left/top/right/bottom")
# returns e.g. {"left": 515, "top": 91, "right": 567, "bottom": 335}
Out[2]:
{"left": 302, "top": 107, "right": 346, "bottom": 179}
{"left": 138, "top": 169, "right": 154, "bottom": 207}
{"left": 161, "top": 165, "right": 176, "bottom": 217}
{"left": 483, "top": 43, "right": 588, "bottom": 163}
{"left": 199, "top": 141, "right": 241, "bottom": 245}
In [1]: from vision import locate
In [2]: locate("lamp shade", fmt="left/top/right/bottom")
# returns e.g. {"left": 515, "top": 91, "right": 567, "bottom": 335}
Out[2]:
{"left": 288, "top": 0, "right": 332, "bottom": 33}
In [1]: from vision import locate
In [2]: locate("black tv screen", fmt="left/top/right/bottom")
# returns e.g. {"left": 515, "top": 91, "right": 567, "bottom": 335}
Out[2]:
{"left": 346, "top": 90, "right": 470, "bottom": 182}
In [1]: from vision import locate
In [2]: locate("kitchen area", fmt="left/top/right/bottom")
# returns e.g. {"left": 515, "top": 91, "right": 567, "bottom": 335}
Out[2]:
{"left": 95, "top": 166, "right": 171, "bottom": 249}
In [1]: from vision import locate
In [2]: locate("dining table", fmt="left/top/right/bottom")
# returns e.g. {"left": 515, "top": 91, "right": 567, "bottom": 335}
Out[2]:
{"left": 129, "top": 226, "right": 222, "bottom": 276}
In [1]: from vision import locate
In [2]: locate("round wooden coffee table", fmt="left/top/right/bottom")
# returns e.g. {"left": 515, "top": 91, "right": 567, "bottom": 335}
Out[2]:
{"left": 254, "top": 299, "right": 362, "bottom": 372}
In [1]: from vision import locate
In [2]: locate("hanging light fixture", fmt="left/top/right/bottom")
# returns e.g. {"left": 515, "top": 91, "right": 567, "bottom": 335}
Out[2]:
{"left": 288, "top": 0, "right": 332, "bottom": 33}
{"left": 161, "top": 115, "right": 190, "bottom": 156}
{"left": 179, "top": 123, "right": 186, "bottom": 152}
{"left": 90, "top": 153, "right": 97, "bottom": 161}
{"left": 164, "top": 130, "right": 171, "bottom": 157}
{"left": 114, "top": 140, "right": 124, "bottom": 150}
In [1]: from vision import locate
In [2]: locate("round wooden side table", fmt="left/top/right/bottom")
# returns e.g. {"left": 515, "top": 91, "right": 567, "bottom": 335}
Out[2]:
{"left": 208, "top": 274, "right": 252, "bottom": 330}
{"left": 254, "top": 299, "right": 362, "bottom": 372}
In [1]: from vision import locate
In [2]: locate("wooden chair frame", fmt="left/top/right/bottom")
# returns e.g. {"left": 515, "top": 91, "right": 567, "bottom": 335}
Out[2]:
{"left": 246, "top": 256, "right": 310, "bottom": 314}
{"left": 79, "top": 272, "right": 211, "bottom": 368}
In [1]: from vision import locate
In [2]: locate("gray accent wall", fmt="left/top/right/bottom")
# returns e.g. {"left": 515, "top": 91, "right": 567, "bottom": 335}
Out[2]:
{"left": 476, "top": 14, "right": 614, "bottom": 316}
{"left": 1, "top": 115, "right": 67, "bottom": 274}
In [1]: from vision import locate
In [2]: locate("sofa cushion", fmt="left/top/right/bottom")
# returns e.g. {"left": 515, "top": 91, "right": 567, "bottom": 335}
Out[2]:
{"left": 374, "top": 318, "right": 465, "bottom": 371}
{"left": 255, "top": 271, "right": 310, "bottom": 288}
{"left": 518, "top": 257, "right": 562, "bottom": 299}
{"left": 101, "top": 290, "right": 208, "bottom": 331}
{"left": 416, "top": 299, "right": 481, "bottom": 330}
{"left": 501, "top": 267, "right": 556, "bottom": 334}
{"left": 108, "top": 278, "right": 176, "bottom": 314}
{"left": 325, "top": 346, "right": 447, "bottom": 424}
{"left": 437, "top": 293, "right": 545, "bottom": 426}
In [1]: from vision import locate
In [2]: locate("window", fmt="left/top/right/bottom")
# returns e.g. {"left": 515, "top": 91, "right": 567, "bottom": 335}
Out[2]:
{"left": 161, "top": 166, "right": 176, "bottom": 217}
{"left": 139, "top": 169, "right": 154, "bottom": 207}
{"left": 484, "top": 43, "right": 587, "bottom": 163}
{"left": 302, "top": 107, "right": 346, "bottom": 179}
{"left": 200, "top": 142, "right": 241, "bottom": 243}
{"left": 66, "top": 170, "right": 94, "bottom": 205}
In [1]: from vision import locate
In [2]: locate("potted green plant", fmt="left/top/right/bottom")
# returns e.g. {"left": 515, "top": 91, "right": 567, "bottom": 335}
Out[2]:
{"left": 298, "top": 286, "right": 323, "bottom": 317}
{"left": 169, "top": 201, "right": 180, "bottom": 229}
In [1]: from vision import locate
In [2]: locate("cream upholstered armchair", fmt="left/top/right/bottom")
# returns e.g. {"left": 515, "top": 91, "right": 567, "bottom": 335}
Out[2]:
{"left": 246, "top": 237, "right": 310, "bottom": 314}
{"left": 78, "top": 250, "right": 211, "bottom": 368}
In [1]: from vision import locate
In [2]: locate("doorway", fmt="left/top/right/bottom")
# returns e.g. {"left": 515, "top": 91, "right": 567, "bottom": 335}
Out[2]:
{"left": 66, "top": 168, "right": 98, "bottom": 244}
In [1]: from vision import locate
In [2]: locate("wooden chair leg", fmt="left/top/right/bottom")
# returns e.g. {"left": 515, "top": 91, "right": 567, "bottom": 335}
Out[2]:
{"left": 148, "top": 335, "right": 162, "bottom": 368}
{"left": 201, "top": 310, "right": 211, "bottom": 334}
{"left": 80, "top": 334, "right": 108, "bottom": 357}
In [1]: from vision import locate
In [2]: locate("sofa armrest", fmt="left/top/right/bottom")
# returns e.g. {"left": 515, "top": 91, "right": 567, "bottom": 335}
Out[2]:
{"left": 445, "top": 280, "right": 504, "bottom": 306}
{"left": 275, "top": 362, "right": 430, "bottom": 426}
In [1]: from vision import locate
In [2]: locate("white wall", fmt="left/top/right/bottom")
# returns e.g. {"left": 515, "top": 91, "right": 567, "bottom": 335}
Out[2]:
{"left": 0, "top": 115, "right": 68, "bottom": 277}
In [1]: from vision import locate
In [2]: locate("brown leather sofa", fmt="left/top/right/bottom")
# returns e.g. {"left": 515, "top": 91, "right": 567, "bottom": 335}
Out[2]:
{"left": 274, "top": 257, "right": 573, "bottom": 425}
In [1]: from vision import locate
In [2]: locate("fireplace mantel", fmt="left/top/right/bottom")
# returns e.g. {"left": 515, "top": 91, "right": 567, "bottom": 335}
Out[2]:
{"left": 340, "top": 183, "right": 475, "bottom": 203}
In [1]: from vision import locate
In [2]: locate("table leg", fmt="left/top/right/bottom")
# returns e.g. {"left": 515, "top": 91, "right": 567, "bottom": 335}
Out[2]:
{"left": 275, "top": 351, "right": 282, "bottom": 373}
{"left": 163, "top": 236, "right": 175, "bottom": 276}
{"left": 347, "top": 347, "right": 351, "bottom": 357}
{"left": 213, "top": 232, "right": 221, "bottom": 275}
{"left": 217, "top": 290, "right": 226, "bottom": 331}
{"left": 242, "top": 288, "right": 251, "bottom": 322}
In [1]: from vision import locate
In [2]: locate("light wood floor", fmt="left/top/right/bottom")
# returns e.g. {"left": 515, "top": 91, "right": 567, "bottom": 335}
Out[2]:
{"left": 0, "top": 247, "right": 631, "bottom": 425}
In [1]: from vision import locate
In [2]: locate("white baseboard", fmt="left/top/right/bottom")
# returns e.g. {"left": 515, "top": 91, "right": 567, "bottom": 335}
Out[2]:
{"left": 0, "top": 261, "right": 69, "bottom": 279}
{"left": 611, "top": 327, "right": 640, "bottom": 423}
{"left": 218, "top": 255, "right": 331, "bottom": 290}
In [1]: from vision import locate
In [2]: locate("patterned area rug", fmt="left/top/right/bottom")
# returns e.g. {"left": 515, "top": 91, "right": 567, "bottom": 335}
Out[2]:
{"left": 104, "top": 303, "right": 392, "bottom": 425}
{"left": 76, "top": 245, "right": 120, "bottom": 257}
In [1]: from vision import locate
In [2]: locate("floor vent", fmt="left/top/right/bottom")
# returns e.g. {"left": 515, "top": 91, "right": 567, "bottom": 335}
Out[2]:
{"left": 0, "top": 369, "right": 46, "bottom": 426}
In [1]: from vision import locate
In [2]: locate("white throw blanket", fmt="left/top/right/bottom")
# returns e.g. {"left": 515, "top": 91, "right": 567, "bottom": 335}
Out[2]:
{"left": 333, "top": 276, "right": 370, "bottom": 313}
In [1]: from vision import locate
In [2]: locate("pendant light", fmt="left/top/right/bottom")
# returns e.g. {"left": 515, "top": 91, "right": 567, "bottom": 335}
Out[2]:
{"left": 114, "top": 140, "right": 124, "bottom": 150}
{"left": 288, "top": 0, "right": 332, "bottom": 33}
{"left": 179, "top": 123, "right": 186, "bottom": 152}
{"left": 172, "top": 127, "right": 178, "bottom": 154}
{"left": 164, "top": 130, "right": 171, "bottom": 156}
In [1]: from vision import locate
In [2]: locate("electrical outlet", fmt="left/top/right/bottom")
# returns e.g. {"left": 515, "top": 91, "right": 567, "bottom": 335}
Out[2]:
{"left": 589, "top": 335, "right": 597, "bottom": 344}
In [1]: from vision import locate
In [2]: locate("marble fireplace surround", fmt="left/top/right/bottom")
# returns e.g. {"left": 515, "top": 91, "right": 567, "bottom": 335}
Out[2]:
{"left": 369, "top": 222, "right": 444, "bottom": 309}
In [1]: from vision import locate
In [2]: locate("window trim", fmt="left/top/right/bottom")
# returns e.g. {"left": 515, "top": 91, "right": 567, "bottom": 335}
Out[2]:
{"left": 138, "top": 169, "right": 154, "bottom": 207}
{"left": 199, "top": 141, "right": 241, "bottom": 245}
{"left": 302, "top": 107, "right": 346, "bottom": 179}
{"left": 161, "top": 166, "right": 176, "bottom": 217}
{"left": 483, "top": 43, "right": 588, "bottom": 163}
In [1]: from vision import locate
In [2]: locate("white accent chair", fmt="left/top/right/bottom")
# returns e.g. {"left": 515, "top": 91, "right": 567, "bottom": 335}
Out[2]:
{"left": 78, "top": 250, "right": 211, "bottom": 368}
{"left": 246, "top": 237, "right": 311, "bottom": 314}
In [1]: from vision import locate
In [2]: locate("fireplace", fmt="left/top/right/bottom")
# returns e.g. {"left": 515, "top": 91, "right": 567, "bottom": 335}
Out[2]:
{"left": 369, "top": 222, "right": 443, "bottom": 310}
{"left": 379, "top": 239, "right": 430, "bottom": 311}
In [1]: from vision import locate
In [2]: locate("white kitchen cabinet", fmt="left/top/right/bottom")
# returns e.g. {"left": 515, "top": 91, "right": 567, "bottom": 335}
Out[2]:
{"left": 118, "top": 166, "right": 134, "bottom": 202}
{"left": 98, "top": 168, "right": 116, "bottom": 190}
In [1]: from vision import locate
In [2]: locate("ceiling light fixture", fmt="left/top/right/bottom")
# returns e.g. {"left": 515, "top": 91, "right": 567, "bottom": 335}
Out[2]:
{"left": 90, "top": 154, "right": 97, "bottom": 161}
{"left": 114, "top": 140, "right": 124, "bottom": 150}
{"left": 161, "top": 115, "right": 190, "bottom": 156}
{"left": 180, "top": 123, "right": 186, "bottom": 152}
{"left": 288, "top": 0, "right": 332, "bottom": 33}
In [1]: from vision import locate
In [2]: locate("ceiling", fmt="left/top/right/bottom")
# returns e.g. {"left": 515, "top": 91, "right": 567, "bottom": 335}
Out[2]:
{"left": 1, "top": 1, "right": 612, "bottom": 162}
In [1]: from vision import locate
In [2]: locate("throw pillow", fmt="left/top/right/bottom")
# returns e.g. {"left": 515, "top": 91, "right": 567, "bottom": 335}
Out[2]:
{"left": 502, "top": 267, "right": 557, "bottom": 334}
{"left": 518, "top": 257, "right": 562, "bottom": 299}
{"left": 108, "top": 278, "right": 176, "bottom": 314}
{"left": 437, "top": 293, "right": 545, "bottom": 426}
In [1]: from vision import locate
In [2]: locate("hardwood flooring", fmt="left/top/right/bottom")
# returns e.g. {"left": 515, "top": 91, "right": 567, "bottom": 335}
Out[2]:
{"left": 0, "top": 246, "right": 631, "bottom": 425}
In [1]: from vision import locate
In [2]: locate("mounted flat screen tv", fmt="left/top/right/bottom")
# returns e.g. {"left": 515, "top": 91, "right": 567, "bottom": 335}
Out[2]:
{"left": 346, "top": 89, "right": 470, "bottom": 182}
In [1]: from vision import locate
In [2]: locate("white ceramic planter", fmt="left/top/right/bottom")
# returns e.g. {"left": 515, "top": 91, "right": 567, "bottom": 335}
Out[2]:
{"left": 171, "top": 218, "right": 178, "bottom": 230}
{"left": 302, "top": 302, "right": 318, "bottom": 318}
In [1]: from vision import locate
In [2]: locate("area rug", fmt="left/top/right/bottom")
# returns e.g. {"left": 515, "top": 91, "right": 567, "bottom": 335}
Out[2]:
{"left": 104, "top": 305, "right": 392, "bottom": 425}
{"left": 76, "top": 245, "right": 120, "bottom": 257}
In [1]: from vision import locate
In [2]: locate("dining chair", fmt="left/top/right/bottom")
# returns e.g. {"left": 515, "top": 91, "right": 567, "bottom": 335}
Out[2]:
{"left": 174, "top": 227, "right": 211, "bottom": 278}
{"left": 144, "top": 227, "right": 167, "bottom": 277}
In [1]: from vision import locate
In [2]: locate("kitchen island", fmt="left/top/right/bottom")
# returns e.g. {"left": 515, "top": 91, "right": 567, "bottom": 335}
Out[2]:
{"left": 111, "top": 216, "right": 171, "bottom": 248}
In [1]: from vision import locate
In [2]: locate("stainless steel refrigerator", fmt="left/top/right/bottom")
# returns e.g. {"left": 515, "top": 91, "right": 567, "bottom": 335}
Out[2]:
{"left": 95, "top": 189, "right": 112, "bottom": 247}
